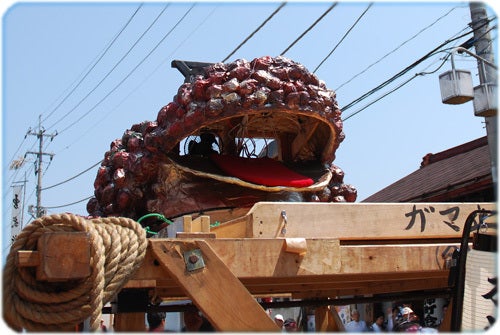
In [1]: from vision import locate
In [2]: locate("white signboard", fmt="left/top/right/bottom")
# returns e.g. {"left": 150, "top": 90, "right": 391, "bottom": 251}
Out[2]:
{"left": 11, "top": 185, "right": 24, "bottom": 242}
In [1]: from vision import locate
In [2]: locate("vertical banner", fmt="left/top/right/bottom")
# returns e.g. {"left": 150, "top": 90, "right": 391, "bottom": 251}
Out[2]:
{"left": 11, "top": 185, "right": 23, "bottom": 242}
{"left": 461, "top": 249, "right": 497, "bottom": 331}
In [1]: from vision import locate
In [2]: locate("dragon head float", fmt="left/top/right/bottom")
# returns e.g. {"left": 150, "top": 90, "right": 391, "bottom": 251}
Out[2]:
{"left": 87, "top": 56, "right": 357, "bottom": 230}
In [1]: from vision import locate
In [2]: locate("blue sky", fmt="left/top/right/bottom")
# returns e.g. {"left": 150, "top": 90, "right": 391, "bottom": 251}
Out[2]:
{"left": 1, "top": 1, "right": 497, "bottom": 256}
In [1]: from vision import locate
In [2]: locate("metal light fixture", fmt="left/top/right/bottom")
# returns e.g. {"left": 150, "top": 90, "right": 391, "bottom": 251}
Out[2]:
{"left": 439, "top": 51, "right": 474, "bottom": 104}
{"left": 439, "top": 47, "right": 497, "bottom": 116}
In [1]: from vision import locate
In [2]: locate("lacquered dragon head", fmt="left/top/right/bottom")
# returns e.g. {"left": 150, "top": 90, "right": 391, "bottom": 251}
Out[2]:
{"left": 87, "top": 56, "right": 356, "bottom": 230}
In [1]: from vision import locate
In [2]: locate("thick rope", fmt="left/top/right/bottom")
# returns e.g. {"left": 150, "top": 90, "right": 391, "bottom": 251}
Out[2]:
{"left": 2, "top": 213, "right": 147, "bottom": 332}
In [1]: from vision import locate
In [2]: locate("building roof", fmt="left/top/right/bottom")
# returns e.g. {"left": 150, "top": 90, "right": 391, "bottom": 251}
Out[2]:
{"left": 362, "top": 136, "right": 493, "bottom": 202}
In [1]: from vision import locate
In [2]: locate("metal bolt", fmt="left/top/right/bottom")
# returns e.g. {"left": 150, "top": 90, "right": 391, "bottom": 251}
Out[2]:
{"left": 188, "top": 254, "right": 199, "bottom": 264}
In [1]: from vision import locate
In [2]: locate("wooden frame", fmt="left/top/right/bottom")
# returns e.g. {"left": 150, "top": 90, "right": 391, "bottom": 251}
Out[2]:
{"left": 15, "top": 202, "right": 496, "bottom": 331}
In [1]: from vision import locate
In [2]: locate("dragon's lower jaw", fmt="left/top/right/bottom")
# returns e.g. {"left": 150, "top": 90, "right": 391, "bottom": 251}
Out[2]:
{"left": 145, "top": 156, "right": 333, "bottom": 222}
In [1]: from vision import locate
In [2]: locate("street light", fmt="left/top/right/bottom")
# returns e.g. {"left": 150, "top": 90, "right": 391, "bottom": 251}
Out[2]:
{"left": 439, "top": 46, "right": 497, "bottom": 117}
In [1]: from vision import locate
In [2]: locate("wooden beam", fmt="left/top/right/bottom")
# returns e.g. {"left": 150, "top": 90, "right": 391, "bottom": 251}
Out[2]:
{"left": 223, "top": 202, "right": 496, "bottom": 239}
{"left": 149, "top": 240, "right": 279, "bottom": 331}
{"left": 135, "top": 239, "right": 452, "bottom": 277}
{"left": 131, "top": 239, "right": 454, "bottom": 301}
{"left": 16, "top": 250, "right": 40, "bottom": 267}
{"left": 210, "top": 213, "right": 251, "bottom": 238}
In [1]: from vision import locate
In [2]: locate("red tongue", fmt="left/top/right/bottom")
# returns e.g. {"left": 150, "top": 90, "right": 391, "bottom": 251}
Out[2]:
{"left": 209, "top": 154, "right": 314, "bottom": 188}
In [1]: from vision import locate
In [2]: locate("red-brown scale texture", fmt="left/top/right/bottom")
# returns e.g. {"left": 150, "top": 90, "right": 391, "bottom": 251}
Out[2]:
{"left": 87, "top": 56, "right": 356, "bottom": 222}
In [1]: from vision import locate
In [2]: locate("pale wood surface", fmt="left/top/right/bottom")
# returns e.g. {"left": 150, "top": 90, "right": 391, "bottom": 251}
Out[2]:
{"left": 36, "top": 231, "right": 90, "bottom": 281}
{"left": 149, "top": 239, "right": 279, "bottom": 331}
{"left": 315, "top": 306, "right": 345, "bottom": 331}
{"left": 210, "top": 202, "right": 495, "bottom": 239}
{"left": 134, "top": 238, "right": 453, "bottom": 299}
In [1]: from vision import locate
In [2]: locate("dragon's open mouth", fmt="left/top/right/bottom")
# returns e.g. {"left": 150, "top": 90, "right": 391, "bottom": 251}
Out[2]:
{"left": 87, "top": 56, "right": 356, "bottom": 225}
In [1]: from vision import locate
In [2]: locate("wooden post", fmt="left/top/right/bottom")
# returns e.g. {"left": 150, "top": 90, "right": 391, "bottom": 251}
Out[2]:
{"left": 438, "top": 300, "right": 452, "bottom": 332}
{"left": 178, "top": 215, "right": 215, "bottom": 238}
{"left": 113, "top": 313, "right": 146, "bottom": 332}
{"left": 315, "top": 306, "right": 344, "bottom": 331}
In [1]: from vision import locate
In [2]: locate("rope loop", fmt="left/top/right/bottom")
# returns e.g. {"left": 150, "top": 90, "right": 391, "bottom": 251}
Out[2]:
{"left": 2, "top": 213, "right": 147, "bottom": 332}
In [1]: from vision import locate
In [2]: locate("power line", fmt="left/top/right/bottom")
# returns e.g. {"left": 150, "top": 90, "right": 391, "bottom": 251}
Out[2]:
{"left": 340, "top": 28, "right": 475, "bottom": 112}
{"left": 313, "top": 2, "right": 372, "bottom": 73}
{"left": 342, "top": 74, "right": 420, "bottom": 122}
{"left": 45, "top": 195, "right": 93, "bottom": 209}
{"left": 41, "top": 160, "right": 102, "bottom": 191}
{"left": 58, "top": 3, "right": 196, "bottom": 135}
{"left": 281, "top": 2, "right": 337, "bottom": 56}
{"left": 36, "top": 5, "right": 219, "bottom": 202}
{"left": 222, "top": 2, "right": 287, "bottom": 63}
{"left": 47, "top": 3, "right": 169, "bottom": 132}
{"left": 334, "top": 5, "right": 464, "bottom": 91}
{"left": 11, "top": 4, "right": 483, "bottom": 214}
{"left": 43, "top": 3, "right": 144, "bottom": 126}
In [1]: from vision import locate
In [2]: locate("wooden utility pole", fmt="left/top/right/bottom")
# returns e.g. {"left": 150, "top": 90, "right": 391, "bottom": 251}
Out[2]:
{"left": 25, "top": 115, "right": 57, "bottom": 218}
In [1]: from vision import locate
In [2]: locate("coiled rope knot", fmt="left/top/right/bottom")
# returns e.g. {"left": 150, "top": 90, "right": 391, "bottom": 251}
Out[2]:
{"left": 2, "top": 213, "right": 148, "bottom": 332}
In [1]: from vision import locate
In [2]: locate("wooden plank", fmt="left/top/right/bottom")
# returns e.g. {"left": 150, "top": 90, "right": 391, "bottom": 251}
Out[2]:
{"left": 241, "top": 275, "right": 448, "bottom": 297}
{"left": 176, "top": 232, "right": 216, "bottom": 238}
{"left": 151, "top": 271, "right": 449, "bottom": 299}
{"left": 135, "top": 239, "right": 451, "bottom": 278}
{"left": 134, "top": 239, "right": 454, "bottom": 301}
{"left": 247, "top": 202, "right": 495, "bottom": 239}
{"left": 123, "top": 279, "right": 157, "bottom": 289}
{"left": 183, "top": 215, "right": 192, "bottom": 232}
{"left": 210, "top": 214, "right": 251, "bottom": 238}
{"left": 149, "top": 240, "right": 279, "bottom": 331}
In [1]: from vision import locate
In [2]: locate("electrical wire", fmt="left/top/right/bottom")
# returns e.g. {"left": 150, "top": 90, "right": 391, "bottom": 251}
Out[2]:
{"left": 313, "top": 2, "right": 372, "bottom": 73}
{"left": 334, "top": 5, "right": 462, "bottom": 91}
{"left": 342, "top": 45, "right": 458, "bottom": 122}
{"left": 45, "top": 196, "right": 94, "bottom": 209}
{"left": 18, "top": 4, "right": 216, "bottom": 210}
{"left": 280, "top": 2, "right": 337, "bottom": 56}
{"left": 222, "top": 2, "right": 287, "bottom": 63}
{"left": 47, "top": 3, "right": 170, "bottom": 131}
{"left": 340, "top": 28, "right": 477, "bottom": 113}
{"left": 41, "top": 160, "right": 102, "bottom": 191}
{"left": 7, "top": 4, "right": 492, "bottom": 216}
{"left": 57, "top": 3, "right": 196, "bottom": 135}
{"left": 342, "top": 74, "right": 420, "bottom": 122}
{"left": 55, "top": 5, "right": 220, "bottom": 155}
{"left": 42, "top": 3, "right": 144, "bottom": 125}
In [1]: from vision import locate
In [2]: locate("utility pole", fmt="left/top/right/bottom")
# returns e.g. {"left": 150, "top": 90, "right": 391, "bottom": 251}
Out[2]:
{"left": 448, "top": 6, "right": 498, "bottom": 332}
{"left": 25, "top": 115, "right": 57, "bottom": 218}
{"left": 469, "top": 2, "right": 497, "bottom": 186}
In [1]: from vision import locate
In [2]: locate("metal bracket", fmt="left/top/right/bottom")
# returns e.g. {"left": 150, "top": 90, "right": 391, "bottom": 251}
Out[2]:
{"left": 171, "top": 60, "right": 215, "bottom": 83}
{"left": 280, "top": 210, "right": 288, "bottom": 236}
{"left": 184, "top": 249, "right": 205, "bottom": 271}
